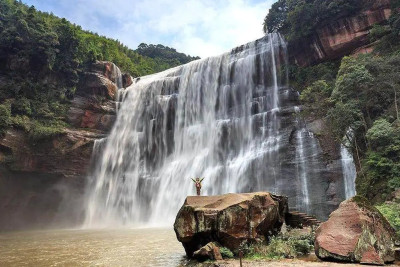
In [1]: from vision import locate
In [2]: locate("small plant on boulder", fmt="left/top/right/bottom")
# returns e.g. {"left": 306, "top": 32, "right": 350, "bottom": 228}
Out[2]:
{"left": 219, "top": 247, "right": 234, "bottom": 259}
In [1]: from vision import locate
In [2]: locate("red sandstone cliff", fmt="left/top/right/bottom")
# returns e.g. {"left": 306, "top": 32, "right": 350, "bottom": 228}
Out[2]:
{"left": 289, "top": 0, "right": 392, "bottom": 66}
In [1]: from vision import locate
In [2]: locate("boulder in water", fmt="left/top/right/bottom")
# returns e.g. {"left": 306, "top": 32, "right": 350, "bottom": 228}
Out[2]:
{"left": 174, "top": 192, "right": 288, "bottom": 257}
{"left": 315, "top": 196, "right": 396, "bottom": 265}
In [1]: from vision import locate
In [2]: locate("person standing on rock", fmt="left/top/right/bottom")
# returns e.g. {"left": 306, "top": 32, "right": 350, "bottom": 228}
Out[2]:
{"left": 191, "top": 177, "right": 204, "bottom": 196}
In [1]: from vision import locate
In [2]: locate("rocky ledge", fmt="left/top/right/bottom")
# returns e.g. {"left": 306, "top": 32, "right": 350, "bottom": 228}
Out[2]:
{"left": 315, "top": 196, "right": 396, "bottom": 265}
{"left": 174, "top": 192, "right": 288, "bottom": 257}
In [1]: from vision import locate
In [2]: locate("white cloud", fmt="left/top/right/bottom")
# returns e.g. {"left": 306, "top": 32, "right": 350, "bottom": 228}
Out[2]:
{"left": 24, "top": 0, "right": 275, "bottom": 58}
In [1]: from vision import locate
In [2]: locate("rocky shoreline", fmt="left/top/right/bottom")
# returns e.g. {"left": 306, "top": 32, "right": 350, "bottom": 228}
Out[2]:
{"left": 174, "top": 192, "right": 399, "bottom": 266}
{"left": 179, "top": 258, "right": 400, "bottom": 267}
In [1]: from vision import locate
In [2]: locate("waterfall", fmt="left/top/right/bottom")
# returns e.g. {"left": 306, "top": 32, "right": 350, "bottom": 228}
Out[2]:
{"left": 112, "top": 63, "right": 123, "bottom": 89}
{"left": 83, "top": 33, "right": 335, "bottom": 227}
{"left": 341, "top": 145, "right": 357, "bottom": 199}
{"left": 294, "top": 106, "right": 310, "bottom": 213}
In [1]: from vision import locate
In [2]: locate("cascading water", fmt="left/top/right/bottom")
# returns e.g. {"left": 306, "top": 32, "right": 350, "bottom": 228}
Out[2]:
{"left": 84, "top": 33, "right": 339, "bottom": 227}
{"left": 341, "top": 145, "right": 357, "bottom": 199}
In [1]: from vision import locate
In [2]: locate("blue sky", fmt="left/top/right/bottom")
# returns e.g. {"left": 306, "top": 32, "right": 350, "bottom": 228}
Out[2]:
{"left": 22, "top": 0, "right": 275, "bottom": 58}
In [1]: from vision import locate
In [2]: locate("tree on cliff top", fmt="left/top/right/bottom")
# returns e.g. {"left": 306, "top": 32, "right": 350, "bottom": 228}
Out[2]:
{"left": 263, "top": 0, "right": 362, "bottom": 41}
{"left": 136, "top": 43, "right": 200, "bottom": 66}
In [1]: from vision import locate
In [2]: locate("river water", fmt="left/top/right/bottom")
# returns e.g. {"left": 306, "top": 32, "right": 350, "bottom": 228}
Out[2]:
{"left": 0, "top": 228, "right": 185, "bottom": 267}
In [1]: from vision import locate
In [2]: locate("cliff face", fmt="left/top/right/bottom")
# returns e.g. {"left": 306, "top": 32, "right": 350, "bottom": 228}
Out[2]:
{"left": 0, "top": 61, "right": 126, "bottom": 230}
{"left": 289, "top": 0, "right": 392, "bottom": 66}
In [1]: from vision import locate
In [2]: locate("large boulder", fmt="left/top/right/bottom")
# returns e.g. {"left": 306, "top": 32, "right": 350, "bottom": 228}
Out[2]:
{"left": 174, "top": 192, "right": 288, "bottom": 257}
{"left": 315, "top": 196, "right": 396, "bottom": 265}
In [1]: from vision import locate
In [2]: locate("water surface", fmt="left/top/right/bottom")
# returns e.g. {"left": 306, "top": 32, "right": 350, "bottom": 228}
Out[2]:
{"left": 0, "top": 228, "right": 185, "bottom": 266}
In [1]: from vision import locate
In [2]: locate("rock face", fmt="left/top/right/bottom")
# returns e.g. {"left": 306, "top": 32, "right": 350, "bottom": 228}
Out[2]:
{"left": 315, "top": 196, "right": 396, "bottom": 265}
{"left": 174, "top": 192, "right": 288, "bottom": 257}
{"left": 290, "top": 0, "right": 392, "bottom": 66}
{"left": 0, "top": 61, "right": 125, "bottom": 230}
{"left": 68, "top": 61, "right": 122, "bottom": 132}
{"left": 67, "top": 95, "right": 116, "bottom": 132}
{"left": 0, "top": 128, "right": 104, "bottom": 229}
{"left": 122, "top": 73, "right": 133, "bottom": 88}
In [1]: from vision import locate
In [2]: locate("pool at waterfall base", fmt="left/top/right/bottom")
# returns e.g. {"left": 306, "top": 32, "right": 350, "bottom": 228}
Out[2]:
{"left": 0, "top": 228, "right": 185, "bottom": 267}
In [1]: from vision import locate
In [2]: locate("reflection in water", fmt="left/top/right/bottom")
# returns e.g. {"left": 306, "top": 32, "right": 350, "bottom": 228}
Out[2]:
{"left": 0, "top": 228, "right": 185, "bottom": 267}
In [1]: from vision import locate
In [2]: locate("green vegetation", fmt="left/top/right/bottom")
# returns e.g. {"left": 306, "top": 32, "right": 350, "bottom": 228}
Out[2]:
{"left": 245, "top": 230, "right": 314, "bottom": 260}
{"left": 0, "top": 0, "right": 197, "bottom": 140}
{"left": 291, "top": 3, "right": 400, "bottom": 203}
{"left": 300, "top": 54, "right": 400, "bottom": 203}
{"left": 136, "top": 43, "right": 199, "bottom": 72}
{"left": 263, "top": 0, "right": 363, "bottom": 42}
{"left": 219, "top": 247, "right": 234, "bottom": 259}
{"left": 376, "top": 202, "right": 400, "bottom": 237}
{"left": 0, "top": 103, "right": 11, "bottom": 135}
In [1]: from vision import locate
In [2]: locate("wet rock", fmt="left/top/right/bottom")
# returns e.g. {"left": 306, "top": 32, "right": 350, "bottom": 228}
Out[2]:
{"left": 315, "top": 196, "right": 396, "bottom": 265}
{"left": 174, "top": 192, "right": 288, "bottom": 257}
{"left": 193, "top": 242, "right": 223, "bottom": 261}
{"left": 91, "top": 61, "right": 122, "bottom": 85}
{"left": 122, "top": 73, "right": 133, "bottom": 88}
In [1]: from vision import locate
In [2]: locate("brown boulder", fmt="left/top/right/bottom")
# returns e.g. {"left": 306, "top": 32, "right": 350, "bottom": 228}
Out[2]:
{"left": 315, "top": 196, "right": 396, "bottom": 265}
{"left": 193, "top": 242, "right": 223, "bottom": 261}
{"left": 77, "top": 72, "right": 118, "bottom": 100}
{"left": 174, "top": 192, "right": 288, "bottom": 257}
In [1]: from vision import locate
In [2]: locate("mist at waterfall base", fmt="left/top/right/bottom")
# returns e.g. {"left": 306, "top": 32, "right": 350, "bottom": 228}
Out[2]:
{"left": 84, "top": 33, "right": 355, "bottom": 228}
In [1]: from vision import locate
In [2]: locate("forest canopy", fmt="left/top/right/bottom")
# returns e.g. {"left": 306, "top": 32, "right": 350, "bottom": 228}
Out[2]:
{"left": 0, "top": 0, "right": 198, "bottom": 138}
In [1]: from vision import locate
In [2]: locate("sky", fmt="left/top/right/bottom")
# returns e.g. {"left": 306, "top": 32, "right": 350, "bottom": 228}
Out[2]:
{"left": 22, "top": 0, "right": 275, "bottom": 58}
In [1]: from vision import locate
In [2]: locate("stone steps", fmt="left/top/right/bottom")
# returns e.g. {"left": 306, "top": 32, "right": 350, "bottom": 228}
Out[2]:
{"left": 285, "top": 210, "right": 322, "bottom": 228}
